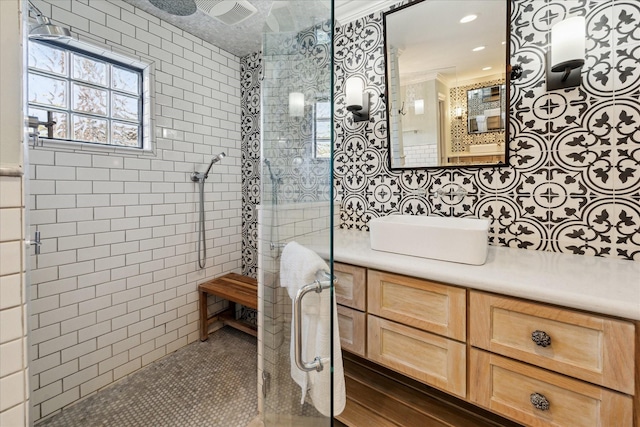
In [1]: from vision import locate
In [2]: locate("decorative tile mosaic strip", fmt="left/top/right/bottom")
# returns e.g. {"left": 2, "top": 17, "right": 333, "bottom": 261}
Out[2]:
{"left": 241, "top": 52, "right": 262, "bottom": 279}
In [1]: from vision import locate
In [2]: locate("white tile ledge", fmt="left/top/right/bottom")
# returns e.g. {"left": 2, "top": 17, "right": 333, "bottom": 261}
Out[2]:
{"left": 309, "top": 229, "right": 640, "bottom": 321}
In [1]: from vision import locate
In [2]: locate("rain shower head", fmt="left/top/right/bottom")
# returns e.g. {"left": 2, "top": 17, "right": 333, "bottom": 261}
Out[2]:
{"left": 28, "top": 1, "right": 71, "bottom": 40}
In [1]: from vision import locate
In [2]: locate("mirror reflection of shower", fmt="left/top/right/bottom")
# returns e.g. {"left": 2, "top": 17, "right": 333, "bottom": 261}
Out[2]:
{"left": 191, "top": 152, "right": 226, "bottom": 269}
{"left": 264, "top": 158, "right": 283, "bottom": 259}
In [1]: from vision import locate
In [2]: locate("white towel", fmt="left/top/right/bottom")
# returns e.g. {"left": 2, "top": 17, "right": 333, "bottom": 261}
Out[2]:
{"left": 280, "top": 242, "right": 346, "bottom": 417}
{"left": 475, "top": 115, "right": 487, "bottom": 132}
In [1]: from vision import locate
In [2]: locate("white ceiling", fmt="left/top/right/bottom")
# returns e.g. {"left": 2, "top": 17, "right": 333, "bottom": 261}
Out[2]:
{"left": 119, "top": 1, "right": 506, "bottom": 85}
{"left": 387, "top": 0, "right": 507, "bottom": 84}
{"left": 121, "top": 0, "right": 392, "bottom": 57}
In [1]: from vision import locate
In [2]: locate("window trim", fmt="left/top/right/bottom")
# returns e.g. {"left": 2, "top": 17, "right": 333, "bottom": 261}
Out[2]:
{"left": 28, "top": 39, "right": 145, "bottom": 150}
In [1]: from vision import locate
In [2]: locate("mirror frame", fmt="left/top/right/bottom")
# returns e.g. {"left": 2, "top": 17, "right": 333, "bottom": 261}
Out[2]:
{"left": 382, "top": 0, "right": 512, "bottom": 170}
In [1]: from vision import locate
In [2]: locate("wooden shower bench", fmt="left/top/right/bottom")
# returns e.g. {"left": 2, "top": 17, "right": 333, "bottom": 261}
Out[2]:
{"left": 198, "top": 273, "right": 258, "bottom": 341}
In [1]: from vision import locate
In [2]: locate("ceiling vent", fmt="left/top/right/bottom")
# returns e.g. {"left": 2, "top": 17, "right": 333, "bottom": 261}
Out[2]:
{"left": 195, "top": 0, "right": 258, "bottom": 25}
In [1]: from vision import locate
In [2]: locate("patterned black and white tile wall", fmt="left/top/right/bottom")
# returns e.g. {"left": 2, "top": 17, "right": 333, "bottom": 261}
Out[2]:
{"left": 451, "top": 78, "right": 507, "bottom": 153}
{"left": 333, "top": 0, "right": 640, "bottom": 260}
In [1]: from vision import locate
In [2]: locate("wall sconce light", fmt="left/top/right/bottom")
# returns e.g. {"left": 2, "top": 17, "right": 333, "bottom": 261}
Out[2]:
{"left": 345, "top": 77, "right": 370, "bottom": 122}
{"left": 454, "top": 107, "right": 464, "bottom": 119}
{"left": 288, "top": 92, "right": 304, "bottom": 117}
{"left": 414, "top": 99, "right": 424, "bottom": 115}
{"left": 547, "top": 16, "right": 585, "bottom": 90}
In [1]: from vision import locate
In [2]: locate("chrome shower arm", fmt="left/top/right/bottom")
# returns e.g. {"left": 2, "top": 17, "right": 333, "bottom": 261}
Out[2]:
{"left": 28, "top": 0, "right": 50, "bottom": 24}
{"left": 203, "top": 157, "right": 217, "bottom": 179}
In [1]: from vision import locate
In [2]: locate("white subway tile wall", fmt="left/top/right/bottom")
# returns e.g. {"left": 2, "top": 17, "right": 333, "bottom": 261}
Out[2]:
{"left": 0, "top": 176, "right": 28, "bottom": 426}
{"left": 28, "top": 0, "right": 242, "bottom": 421}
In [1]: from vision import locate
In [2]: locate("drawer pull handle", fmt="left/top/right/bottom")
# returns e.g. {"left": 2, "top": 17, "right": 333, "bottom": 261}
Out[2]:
{"left": 530, "top": 392, "right": 550, "bottom": 411}
{"left": 531, "top": 330, "right": 551, "bottom": 347}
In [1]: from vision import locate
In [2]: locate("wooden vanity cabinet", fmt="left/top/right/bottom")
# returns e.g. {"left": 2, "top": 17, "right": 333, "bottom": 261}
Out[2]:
{"left": 334, "top": 264, "right": 638, "bottom": 427}
{"left": 470, "top": 291, "right": 635, "bottom": 394}
{"left": 366, "top": 270, "right": 467, "bottom": 397}
{"left": 367, "top": 314, "right": 466, "bottom": 397}
{"left": 337, "top": 305, "right": 366, "bottom": 356}
{"left": 469, "top": 291, "right": 636, "bottom": 426}
{"left": 367, "top": 270, "right": 466, "bottom": 341}
{"left": 470, "top": 349, "right": 633, "bottom": 427}
{"left": 334, "top": 263, "right": 367, "bottom": 357}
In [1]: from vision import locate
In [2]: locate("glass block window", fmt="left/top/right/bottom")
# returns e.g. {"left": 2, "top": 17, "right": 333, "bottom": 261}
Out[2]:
{"left": 314, "top": 100, "right": 331, "bottom": 158}
{"left": 27, "top": 40, "right": 143, "bottom": 148}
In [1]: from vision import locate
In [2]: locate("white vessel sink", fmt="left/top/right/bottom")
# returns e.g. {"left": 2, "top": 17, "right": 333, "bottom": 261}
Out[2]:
{"left": 369, "top": 215, "right": 490, "bottom": 265}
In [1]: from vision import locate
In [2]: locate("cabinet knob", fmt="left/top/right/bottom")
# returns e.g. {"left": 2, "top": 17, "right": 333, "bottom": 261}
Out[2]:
{"left": 530, "top": 392, "right": 550, "bottom": 411}
{"left": 531, "top": 330, "right": 551, "bottom": 347}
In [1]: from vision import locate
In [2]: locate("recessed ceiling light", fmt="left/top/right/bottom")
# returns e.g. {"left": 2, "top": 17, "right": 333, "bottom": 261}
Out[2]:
{"left": 472, "top": 46, "right": 485, "bottom": 52}
{"left": 482, "top": 66, "right": 492, "bottom": 71}
{"left": 502, "top": 41, "right": 506, "bottom": 45}
{"left": 460, "top": 14, "right": 477, "bottom": 23}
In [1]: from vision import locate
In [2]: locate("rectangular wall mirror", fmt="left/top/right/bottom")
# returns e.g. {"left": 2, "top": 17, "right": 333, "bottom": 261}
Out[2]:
{"left": 383, "top": 0, "right": 510, "bottom": 169}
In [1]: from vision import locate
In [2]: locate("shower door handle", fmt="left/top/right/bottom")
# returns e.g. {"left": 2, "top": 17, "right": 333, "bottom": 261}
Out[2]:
{"left": 293, "top": 279, "right": 331, "bottom": 372}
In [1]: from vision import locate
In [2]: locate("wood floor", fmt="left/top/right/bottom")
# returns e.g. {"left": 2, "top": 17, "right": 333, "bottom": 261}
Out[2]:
{"left": 335, "top": 352, "right": 522, "bottom": 427}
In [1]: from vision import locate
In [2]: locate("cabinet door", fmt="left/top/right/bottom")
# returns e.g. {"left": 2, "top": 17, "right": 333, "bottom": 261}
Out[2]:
{"left": 337, "top": 305, "right": 366, "bottom": 356}
{"left": 470, "top": 349, "right": 633, "bottom": 427}
{"left": 368, "top": 270, "right": 466, "bottom": 341}
{"left": 367, "top": 315, "right": 466, "bottom": 398}
{"left": 334, "top": 262, "right": 366, "bottom": 311}
{"left": 470, "top": 291, "right": 635, "bottom": 394}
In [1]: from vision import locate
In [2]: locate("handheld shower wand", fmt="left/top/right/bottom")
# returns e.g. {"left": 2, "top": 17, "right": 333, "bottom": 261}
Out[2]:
{"left": 191, "top": 152, "right": 226, "bottom": 182}
{"left": 191, "top": 152, "right": 226, "bottom": 269}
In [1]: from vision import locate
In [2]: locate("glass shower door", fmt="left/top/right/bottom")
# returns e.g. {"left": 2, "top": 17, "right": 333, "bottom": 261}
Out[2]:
{"left": 258, "top": 1, "right": 336, "bottom": 425}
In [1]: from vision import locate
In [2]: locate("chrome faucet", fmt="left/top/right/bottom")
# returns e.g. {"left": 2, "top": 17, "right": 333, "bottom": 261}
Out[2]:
{"left": 433, "top": 184, "right": 468, "bottom": 201}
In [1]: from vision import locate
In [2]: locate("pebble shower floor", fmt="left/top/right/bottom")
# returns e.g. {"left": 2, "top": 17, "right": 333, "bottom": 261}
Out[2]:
{"left": 37, "top": 328, "right": 258, "bottom": 427}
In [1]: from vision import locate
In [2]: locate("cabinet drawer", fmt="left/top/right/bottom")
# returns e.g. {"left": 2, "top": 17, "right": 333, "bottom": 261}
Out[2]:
{"left": 334, "top": 263, "right": 366, "bottom": 311}
{"left": 469, "top": 292, "right": 635, "bottom": 394}
{"left": 469, "top": 349, "right": 633, "bottom": 427}
{"left": 337, "top": 305, "right": 366, "bottom": 357}
{"left": 368, "top": 270, "right": 466, "bottom": 341}
{"left": 367, "top": 315, "right": 466, "bottom": 398}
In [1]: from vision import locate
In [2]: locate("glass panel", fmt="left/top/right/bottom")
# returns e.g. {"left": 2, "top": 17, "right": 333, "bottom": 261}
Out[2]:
{"left": 111, "top": 121, "right": 139, "bottom": 147}
{"left": 72, "top": 83, "right": 108, "bottom": 116}
{"left": 112, "top": 93, "right": 139, "bottom": 121}
{"left": 28, "top": 107, "right": 68, "bottom": 139}
{"left": 315, "top": 139, "right": 331, "bottom": 158}
{"left": 259, "top": 2, "right": 334, "bottom": 425}
{"left": 315, "top": 121, "right": 331, "bottom": 139}
{"left": 112, "top": 66, "right": 140, "bottom": 94}
{"left": 28, "top": 73, "right": 67, "bottom": 108}
{"left": 72, "top": 53, "right": 107, "bottom": 86}
{"left": 316, "top": 101, "right": 330, "bottom": 119}
{"left": 72, "top": 114, "right": 107, "bottom": 143}
{"left": 28, "top": 41, "right": 67, "bottom": 75}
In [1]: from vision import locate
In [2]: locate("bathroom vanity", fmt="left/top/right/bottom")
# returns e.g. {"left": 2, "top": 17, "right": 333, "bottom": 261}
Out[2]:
{"left": 328, "top": 229, "right": 640, "bottom": 427}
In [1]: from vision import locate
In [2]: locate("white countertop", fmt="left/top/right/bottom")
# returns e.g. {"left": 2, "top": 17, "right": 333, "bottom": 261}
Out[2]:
{"left": 309, "top": 229, "right": 640, "bottom": 321}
